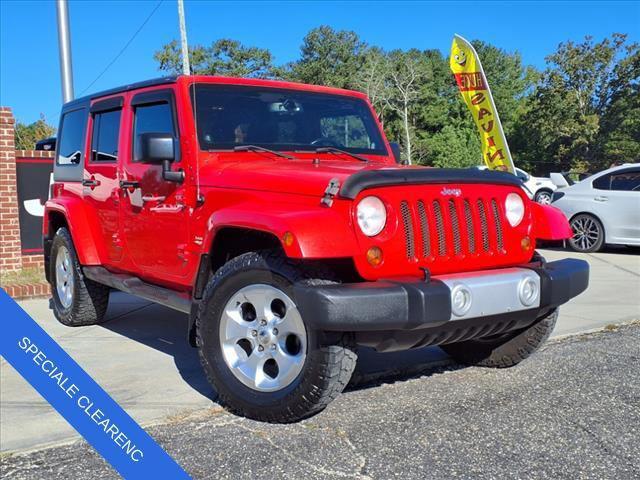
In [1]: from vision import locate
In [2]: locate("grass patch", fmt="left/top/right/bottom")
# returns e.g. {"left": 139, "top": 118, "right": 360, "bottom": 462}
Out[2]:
{"left": 0, "top": 267, "right": 46, "bottom": 287}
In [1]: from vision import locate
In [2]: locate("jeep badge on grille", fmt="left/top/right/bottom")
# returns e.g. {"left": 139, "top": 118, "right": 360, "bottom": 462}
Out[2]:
{"left": 441, "top": 187, "right": 462, "bottom": 197}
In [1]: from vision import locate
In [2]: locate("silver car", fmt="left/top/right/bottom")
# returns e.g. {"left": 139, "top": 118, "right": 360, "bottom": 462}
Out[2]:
{"left": 551, "top": 164, "right": 640, "bottom": 252}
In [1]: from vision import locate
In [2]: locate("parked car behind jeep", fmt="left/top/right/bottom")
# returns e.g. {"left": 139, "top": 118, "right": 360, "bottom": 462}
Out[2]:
{"left": 551, "top": 164, "right": 640, "bottom": 252}
{"left": 44, "top": 76, "right": 589, "bottom": 422}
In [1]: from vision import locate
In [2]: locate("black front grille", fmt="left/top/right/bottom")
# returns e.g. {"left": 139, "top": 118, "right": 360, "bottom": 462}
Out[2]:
{"left": 400, "top": 201, "right": 415, "bottom": 259}
{"left": 491, "top": 199, "right": 504, "bottom": 251}
{"left": 400, "top": 197, "right": 505, "bottom": 259}
{"left": 477, "top": 199, "right": 490, "bottom": 252}
{"left": 448, "top": 199, "right": 462, "bottom": 255}
{"left": 464, "top": 200, "right": 476, "bottom": 253}
{"left": 432, "top": 201, "right": 446, "bottom": 256}
{"left": 416, "top": 200, "right": 430, "bottom": 257}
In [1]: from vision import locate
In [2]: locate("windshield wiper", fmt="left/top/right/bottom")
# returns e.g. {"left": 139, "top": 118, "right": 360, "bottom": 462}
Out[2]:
{"left": 233, "top": 144, "right": 294, "bottom": 160}
{"left": 315, "top": 147, "right": 368, "bottom": 163}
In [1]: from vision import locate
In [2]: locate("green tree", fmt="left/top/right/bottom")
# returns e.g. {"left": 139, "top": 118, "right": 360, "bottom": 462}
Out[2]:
{"left": 14, "top": 116, "right": 56, "bottom": 150}
{"left": 155, "top": 39, "right": 275, "bottom": 77}
{"left": 284, "top": 26, "right": 368, "bottom": 89}
{"left": 471, "top": 41, "right": 537, "bottom": 137}
{"left": 515, "top": 33, "right": 639, "bottom": 173}
{"left": 424, "top": 125, "right": 481, "bottom": 168}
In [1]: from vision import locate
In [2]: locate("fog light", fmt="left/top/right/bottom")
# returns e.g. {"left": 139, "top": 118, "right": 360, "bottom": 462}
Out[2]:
{"left": 366, "top": 246, "right": 383, "bottom": 266}
{"left": 518, "top": 276, "right": 539, "bottom": 306}
{"left": 450, "top": 284, "right": 473, "bottom": 317}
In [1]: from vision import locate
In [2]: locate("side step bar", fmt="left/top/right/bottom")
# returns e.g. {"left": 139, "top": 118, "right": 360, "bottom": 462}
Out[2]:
{"left": 83, "top": 266, "right": 191, "bottom": 314}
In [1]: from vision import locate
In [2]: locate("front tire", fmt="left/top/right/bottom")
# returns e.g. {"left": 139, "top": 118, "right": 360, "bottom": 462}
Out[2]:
{"left": 195, "top": 251, "right": 357, "bottom": 423}
{"left": 569, "top": 213, "right": 605, "bottom": 252}
{"left": 441, "top": 309, "right": 558, "bottom": 368}
{"left": 50, "top": 227, "right": 110, "bottom": 326}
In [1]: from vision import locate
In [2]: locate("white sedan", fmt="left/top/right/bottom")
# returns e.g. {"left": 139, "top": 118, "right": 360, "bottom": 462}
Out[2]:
{"left": 551, "top": 164, "right": 640, "bottom": 252}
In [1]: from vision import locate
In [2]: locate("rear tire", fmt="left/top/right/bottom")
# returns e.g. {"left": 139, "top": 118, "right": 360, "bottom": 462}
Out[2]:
{"left": 50, "top": 227, "right": 110, "bottom": 326}
{"left": 569, "top": 213, "right": 605, "bottom": 252}
{"left": 441, "top": 309, "right": 558, "bottom": 368}
{"left": 195, "top": 251, "right": 357, "bottom": 423}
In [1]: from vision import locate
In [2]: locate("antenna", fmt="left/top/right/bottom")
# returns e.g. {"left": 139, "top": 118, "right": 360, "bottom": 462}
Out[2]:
{"left": 56, "top": 0, "right": 74, "bottom": 103}
{"left": 177, "top": 0, "right": 190, "bottom": 75}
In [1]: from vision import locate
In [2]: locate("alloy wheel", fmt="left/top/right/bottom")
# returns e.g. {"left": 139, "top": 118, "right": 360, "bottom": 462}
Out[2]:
{"left": 535, "top": 191, "right": 552, "bottom": 205}
{"left": 219, "top": 284, "right": 307, "bottom": 392}
{"left": 55, "top": 246, "right": 74, "bottom": 308}
{"left": 570, "top": 215, "right": 601, "bottom": 251}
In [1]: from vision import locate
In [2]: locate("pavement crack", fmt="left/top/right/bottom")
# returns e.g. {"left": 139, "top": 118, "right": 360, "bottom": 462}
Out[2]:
{"left": 586, "top": 252, "right": 640, "bottom": 277}
{"left": 557, "top": 412, "right": 640, "bottom": 473}
{"left": 335, "top": 429, "right": 369, "bottom": 478}
{"left": 237, "top": 423, "right": 373, "bottom": 479}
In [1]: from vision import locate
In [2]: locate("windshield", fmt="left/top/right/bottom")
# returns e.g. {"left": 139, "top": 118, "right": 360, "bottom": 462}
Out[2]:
{"left": 192, "top": 84, "right": 387, "bottom": 156}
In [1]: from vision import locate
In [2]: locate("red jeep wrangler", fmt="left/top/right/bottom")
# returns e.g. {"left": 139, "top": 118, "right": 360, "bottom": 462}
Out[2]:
{"left": 44, "top": 76, "right": 588, "bottom": 422}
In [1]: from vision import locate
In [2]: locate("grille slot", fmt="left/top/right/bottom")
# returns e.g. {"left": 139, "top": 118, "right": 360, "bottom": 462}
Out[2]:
{"left": 416, "top": 200, "right": 430, "bottom": 257}
{"left": 400, "top": 201, "right": 415, "bottom": 259}
{"left": 477, "top": 199, "right": 490, "bottom": 252}
{"left": 464, "top": 200, "right": 476, "bottom": 253}
{"left": 432, "top": 201, "right": 446, "bottom": 256}
{"left": 491, "top": 199, "right": 504, "bottom": 251}
{"left": 448, "top": 199, "right": 462, "bottom": 255}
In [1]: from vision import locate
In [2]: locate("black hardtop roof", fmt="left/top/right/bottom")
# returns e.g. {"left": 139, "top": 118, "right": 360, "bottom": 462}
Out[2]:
{"left": 61, "top": 76, "right": 178, "bottom": 111}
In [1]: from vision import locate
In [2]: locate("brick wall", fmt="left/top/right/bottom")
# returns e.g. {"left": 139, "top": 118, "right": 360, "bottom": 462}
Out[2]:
{"left": 0, "top": 107, "right": 53, "bottom": 285}
{"left": 0, "top": 106, "right": 22, "bottom": 273}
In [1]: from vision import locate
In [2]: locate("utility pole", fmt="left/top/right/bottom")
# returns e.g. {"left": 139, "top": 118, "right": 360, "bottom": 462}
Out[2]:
{"left": 56, "top": 0, "right": 74, "bottom": 102}
{"left": 177, "top": 0, "right": 190, "bottom": 75}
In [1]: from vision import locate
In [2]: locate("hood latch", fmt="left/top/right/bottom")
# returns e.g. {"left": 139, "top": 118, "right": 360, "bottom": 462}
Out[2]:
{"left": 321, "top": 178, "right": 340, "bottom": 207}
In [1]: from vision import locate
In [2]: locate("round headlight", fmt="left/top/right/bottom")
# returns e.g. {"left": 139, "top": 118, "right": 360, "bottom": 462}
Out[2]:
{"left": 504, "top": 193, "right": 525, "bottom": 227}
{"left": 356, "top": 196, "right": 386, "bottom": 237}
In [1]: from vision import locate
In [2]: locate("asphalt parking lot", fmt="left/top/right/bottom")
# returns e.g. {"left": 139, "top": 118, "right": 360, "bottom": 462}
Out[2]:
{"left": 1, "top": 247, "right": 639, "bottom": 478}
{"left": 3, "top": 323, "right": 639, "bottom": 480}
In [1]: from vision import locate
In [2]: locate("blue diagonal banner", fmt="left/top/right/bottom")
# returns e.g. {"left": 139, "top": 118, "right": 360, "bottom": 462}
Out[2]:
{"left": 0, "top": 289, "right": 190, "bottom": 479}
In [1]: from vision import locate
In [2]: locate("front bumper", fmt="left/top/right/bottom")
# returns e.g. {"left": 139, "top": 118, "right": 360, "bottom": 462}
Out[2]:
{"left": 294, "top": 258, "right": 589, "bottom": 333}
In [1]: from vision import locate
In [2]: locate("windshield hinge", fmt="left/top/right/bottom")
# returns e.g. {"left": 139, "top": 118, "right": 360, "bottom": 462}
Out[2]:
{"left": 321, "top": 178, "right": 341, "bottom": 207}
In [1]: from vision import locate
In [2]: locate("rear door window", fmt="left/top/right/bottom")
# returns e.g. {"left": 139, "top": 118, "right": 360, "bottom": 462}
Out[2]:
{"left": 57, "top": 109, "right": 87, "bottom": 165}
{"left": 593, "top": 169, "right": 640, "bottom": 191}
{"left": 610, "top": 169, "right": 640, "bottom": 191}
{"left": 91, "top": 109, "right": 121, "bottom": 162}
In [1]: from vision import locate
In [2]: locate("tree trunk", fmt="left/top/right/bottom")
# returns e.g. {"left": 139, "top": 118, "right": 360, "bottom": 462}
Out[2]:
{"left": 403, "top": 103, "right": 412, "bottom": 165}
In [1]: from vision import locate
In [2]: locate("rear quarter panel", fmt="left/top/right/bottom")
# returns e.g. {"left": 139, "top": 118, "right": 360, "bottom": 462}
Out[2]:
{"left": 45, "top": 184, "right": 105, "bottom": 265}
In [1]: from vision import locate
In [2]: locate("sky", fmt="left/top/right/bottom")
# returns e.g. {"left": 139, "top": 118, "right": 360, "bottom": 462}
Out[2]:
{"left": 1, "top": 0, "right": 639, "bottom": 125}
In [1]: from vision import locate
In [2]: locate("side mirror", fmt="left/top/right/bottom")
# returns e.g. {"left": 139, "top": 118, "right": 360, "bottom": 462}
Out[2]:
{"left": 389, "top": 142, "right": 402, "bottom": 164}
{"left": 137, "top": 132, "right": 184, "bottom": 183}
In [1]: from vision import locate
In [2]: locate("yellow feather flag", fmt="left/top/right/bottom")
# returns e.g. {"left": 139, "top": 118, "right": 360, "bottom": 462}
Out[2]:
{"left": 450, "top": 34, "right": 515, "bottom": 173}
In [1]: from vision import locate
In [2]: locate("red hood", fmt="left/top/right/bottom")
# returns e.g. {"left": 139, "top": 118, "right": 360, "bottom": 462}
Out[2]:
{"left": 196, "top": 155, "right": 407, "bottom": 197}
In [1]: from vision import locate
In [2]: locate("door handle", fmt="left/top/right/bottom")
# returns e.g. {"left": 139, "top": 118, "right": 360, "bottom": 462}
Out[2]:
{"left": 594, "top": 196, "right": 608, "bottom": 202}
{"left": 82, "top": 178, "right": 100, "bottom": 188}
{"left": 119, "top": 180, "right": 140, "bottom": 189}
{"left": 142, "top": 195, "right": 166, "bottom": 203}
{"left": 150, "top": 204, "right": 184, "bottom": 213}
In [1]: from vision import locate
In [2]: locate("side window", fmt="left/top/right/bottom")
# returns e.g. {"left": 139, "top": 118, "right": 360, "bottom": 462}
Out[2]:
{"left": 592, "top": 174, "right": 611, "bottom": 190}
{"left": 320, "top": 115, "right": 373, "bottom": 150}
{"left": 133, "top": 102, "right": 175, "bottom": 162}
{"left": 91, "top": 109, "right": 121, "bottom": 162}
{"left": 610, "top": 170, "right": 640, "bottom": 191}
{"left": 57, "top": 109, "right": 87, "bottom": 165}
